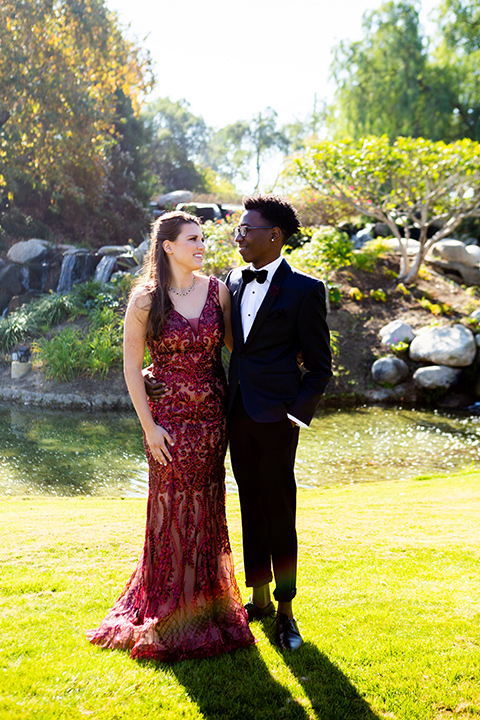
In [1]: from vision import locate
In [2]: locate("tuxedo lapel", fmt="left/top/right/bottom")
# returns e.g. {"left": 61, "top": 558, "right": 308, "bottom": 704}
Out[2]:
{"left": 230, "top": 276, "right": 245, "bottom": 349}
{"left": 244, "top": 259, "right": 291, "bottom": 348}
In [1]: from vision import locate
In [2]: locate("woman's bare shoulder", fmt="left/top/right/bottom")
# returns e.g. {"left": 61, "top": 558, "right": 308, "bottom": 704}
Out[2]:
{"left": 127, "top": 284, "right": 153, "bottom": 313}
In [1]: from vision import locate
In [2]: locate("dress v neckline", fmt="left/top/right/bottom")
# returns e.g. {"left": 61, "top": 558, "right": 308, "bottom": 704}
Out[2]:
{"left": 172, "top": 276, "right": 212, "bottom": 334}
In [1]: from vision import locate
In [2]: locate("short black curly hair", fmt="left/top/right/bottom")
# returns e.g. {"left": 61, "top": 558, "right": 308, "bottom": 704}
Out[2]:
{"left": 243, "top": 194, "right": 300, "bottom": 243}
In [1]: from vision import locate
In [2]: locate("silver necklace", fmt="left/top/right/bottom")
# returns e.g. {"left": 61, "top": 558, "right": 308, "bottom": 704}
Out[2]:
{"left": 168, "top": 276, "right": 196, "bottom": 297}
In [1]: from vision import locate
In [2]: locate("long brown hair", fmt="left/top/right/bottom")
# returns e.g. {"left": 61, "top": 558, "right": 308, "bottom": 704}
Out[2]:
{"left": 134, "top": 211, "right": 201, "bottom": 340}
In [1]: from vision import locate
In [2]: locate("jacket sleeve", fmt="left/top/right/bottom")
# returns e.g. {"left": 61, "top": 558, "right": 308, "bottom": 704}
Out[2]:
{"left": 286, "top": 280, "right": 332, "bottom": 425}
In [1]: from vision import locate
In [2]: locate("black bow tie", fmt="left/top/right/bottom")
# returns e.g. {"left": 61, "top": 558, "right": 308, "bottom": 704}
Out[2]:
{"left": 242, "top": 268, "right": 268, "bottom": 285}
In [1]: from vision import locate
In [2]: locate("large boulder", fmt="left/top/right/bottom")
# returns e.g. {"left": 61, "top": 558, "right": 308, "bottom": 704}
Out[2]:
{"left": 465, "top": 245, "right": 480, "bottom": 266}
{"left": 409, "top": 324, "right": 476, "bottom": 367}
{"left": 7, "top": 239, "right": 51, "bottom": 264}
{"left": 431, "top": 239, "right": 472, "bottom": 265}
{"left": 383, "top": 237, "right": 421, "bottom": 255}
{"left": 470, "top": 309, "right": 480, "bottom": 323}
{"left": 372, "top": 357, "right": 409, "bottom": 386}
{"left": 413, "top": 365, "right": 462, "bottom": 389}
{"left": 428, "top": 239, "right": 480, "bottom": 284}
{"left": 0, "top": 263, "right": 24, "bottom": 296}
{"left": 156, "top": 190, "right": 194, "bottom": 208}
{"left": 379, "top": 319, "right": 415, "bottom": 346}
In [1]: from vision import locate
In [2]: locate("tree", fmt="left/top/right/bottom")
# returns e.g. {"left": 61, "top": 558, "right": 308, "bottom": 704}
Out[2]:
{"left": 432, "top": 0, "right": 480, "bottom": 140}
{"left": 294, "top": 135, "right": 480, "bottom": 284}
{"left": 0, "top": 0, "right": 152, "bottom": 241}
{"left": 207, "top": 108, "right": 288, "bottom": 192}
{"left": 328, "top": 0, "right": 480, "bottom": 144}
{"left": 329, "top": 1, "right": 439, "bottom": 140}
{"left": 143, "top": 97, "right": 208, "bottom": 193}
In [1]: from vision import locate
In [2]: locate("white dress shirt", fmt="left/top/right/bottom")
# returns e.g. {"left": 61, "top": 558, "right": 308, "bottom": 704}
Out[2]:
{"left": 240, "top": 256, "right": 307, "bottom": 428}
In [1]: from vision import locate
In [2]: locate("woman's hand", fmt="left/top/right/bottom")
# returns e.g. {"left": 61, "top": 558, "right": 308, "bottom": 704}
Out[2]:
{"left": 145, "top": 424, "right": 174, "bottom": 466}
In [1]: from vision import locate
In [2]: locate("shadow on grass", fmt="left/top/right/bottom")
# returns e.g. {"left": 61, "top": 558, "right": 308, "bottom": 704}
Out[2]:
{"left": 266, "top": 628, "right": 382, "bottom": 720}
{"left": 169, "top": 644, "right": 311, "bottom": 720}
{"left": 147, "top": 631, "right": 381, "bottom": 720}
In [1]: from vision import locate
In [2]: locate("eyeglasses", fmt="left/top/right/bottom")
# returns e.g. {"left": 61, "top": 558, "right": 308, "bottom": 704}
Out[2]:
{"left": 233, "top": 225, "right": 275, "bottom": 238}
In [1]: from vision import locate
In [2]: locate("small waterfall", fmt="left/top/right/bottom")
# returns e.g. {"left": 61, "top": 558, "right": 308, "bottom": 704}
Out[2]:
{"left": 20, "top": 263, "right": 50, "bottom": 292}
{"left": 56, "top": 252, "right": 99, "bottom": 294}
{"left": 94, "top": 255, "right": 117, "bottom": 284}
{"left": 20, "top": 266, "right": 30, "bottom": 290}
{"left": 56, "top": 253, "right": 78, "bottom": 294}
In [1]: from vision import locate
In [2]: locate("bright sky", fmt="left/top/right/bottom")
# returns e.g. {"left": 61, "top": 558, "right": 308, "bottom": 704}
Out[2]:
{"left": 106, "top": 0, "right": 440, "bottom": 129}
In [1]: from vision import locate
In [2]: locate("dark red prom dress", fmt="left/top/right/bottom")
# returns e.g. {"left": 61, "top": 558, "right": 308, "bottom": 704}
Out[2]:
{"left": 87, "top": 277, "right": 255, "bottom": 661}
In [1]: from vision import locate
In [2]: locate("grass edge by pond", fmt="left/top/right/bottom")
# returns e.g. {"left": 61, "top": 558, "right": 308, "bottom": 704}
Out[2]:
{"left": 1, "top": 470, "right": 480, "bottom": 720}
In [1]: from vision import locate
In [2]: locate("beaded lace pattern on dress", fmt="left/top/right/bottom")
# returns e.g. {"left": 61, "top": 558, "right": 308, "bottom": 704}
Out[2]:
{"left": 86, "top": 277, "right": 254, "bottom": 661}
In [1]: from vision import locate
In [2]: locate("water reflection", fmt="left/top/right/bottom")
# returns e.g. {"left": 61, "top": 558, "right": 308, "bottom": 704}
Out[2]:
{"left": 0, "top": 404, "right": 479, "bottom": 497}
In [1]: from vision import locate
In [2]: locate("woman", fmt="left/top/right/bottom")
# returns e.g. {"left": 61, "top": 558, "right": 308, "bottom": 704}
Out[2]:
{"left": 87, "top": 211, "right": 254, "bottom": 661}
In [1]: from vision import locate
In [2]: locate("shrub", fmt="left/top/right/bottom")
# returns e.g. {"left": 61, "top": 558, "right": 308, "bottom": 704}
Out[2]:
{"left": 328, "top": 285, "right": 342, "bottom": 305}
{"left": 390, "top": 340, "right": 410, "bottom": 354}
{"left": 349, "top": 287, "right": 364, "bottom": 301}
{"left": 201, "top": 220, "right": 239, "bottom": 278}
{"left": 370, "top": 288, "right": 387, "bottom": 302}
{"left": 0, "top": 292, "right": 81, "bottom": 351}
{"left": 33, "top": 308, "right": 124, "bottom": 380}
{"left": 288, "top": 226, "right": 353, "bottom": 276}
{"left": 352, "top": 238, "right": 390, "bottom": 272}
{"left": 418, "top": 296, "right": 453, "bottom": 316}
{"left": 396, "top": 282, "right": 411, "bottom": 297}
{"left": 33, "top": 327, "right": 88, "bottom": 381}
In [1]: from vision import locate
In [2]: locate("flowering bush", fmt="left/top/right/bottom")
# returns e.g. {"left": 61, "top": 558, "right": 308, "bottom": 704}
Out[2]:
{"left": 201, "top": 220, "right": 240, "bottom": 279}
{"left": 288, "top": 226, "right": 353, "bottom": 277}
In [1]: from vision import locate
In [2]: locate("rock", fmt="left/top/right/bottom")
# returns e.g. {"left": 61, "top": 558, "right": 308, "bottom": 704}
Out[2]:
{"left": 379, "top": 319, "right": 415, "bottom": 346}
{"left": 409, "top": 324, "right": 476, "bottom": 367}
{"left": 0, "top": 292, "right": 10, "bottom": 314}
{"left": 382, "top": 237, "right": 421, "bottom": 255}
{"left": 11, "top": 361, "right": 33, "bottom": 380}
{"left": 156, "top": 190, "right": 194, "bottom": 208}
{"left": 413, "top": 365, "right": 462, "bottom": 389}
{"left": 465, "top": 245, "right": 480, "bottom": 266}
{"left": 0, "top": 263, "right": 24, "bottom": 296}
{"left": 476, "top": 335, "right": 480, "bottom": 348}
{"left": 363, "top": 382, "right": 418, "bottom": 404}
{"left": 438, "top": 392, "right": 475, "bottom": 409}
{"left": 429, "top": 260, "right": 480, "bottom": 285}
{"left": 372, "top": 357, "right": 409, "bottom": 385}
{"left": 373, "top": 222, "right": 392, "bottom": 237}
{"left": 470, "top": 309, "right": 480, "bottom": 322}
{"left": 351, "top": 230, "right": 373, "bottom": 249}
{"left": 132, "top": 240, "right": 149, "bottom": 266}
{"left": 431, "top": 239, "right": 471, "bottom": 264}
{"left": 7, "top": 239, "right": 51, "bottom": 264}
{"left": 97, "top": 245, "right": 132, "bottom": 256}
{"left": 7, "top": 293, "right": 38, "bottom": 313}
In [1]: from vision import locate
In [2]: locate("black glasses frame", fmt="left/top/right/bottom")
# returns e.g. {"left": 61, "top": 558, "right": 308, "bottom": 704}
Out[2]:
{"left": 233, "top": 225, "right": 275, "bottom": 238}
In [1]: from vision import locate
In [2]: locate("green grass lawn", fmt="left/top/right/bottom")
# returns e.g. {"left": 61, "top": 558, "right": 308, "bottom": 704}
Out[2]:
{"left": 1, "top": 471, "right": 479, "bottom": 720}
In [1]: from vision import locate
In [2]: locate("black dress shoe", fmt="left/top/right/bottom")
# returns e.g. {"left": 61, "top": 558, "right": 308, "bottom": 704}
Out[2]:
{"left": 275, "top": 612, "right": 303, "bottom": 650}
{"left": 244, "top": 600, "right": 275, "bottom": 622}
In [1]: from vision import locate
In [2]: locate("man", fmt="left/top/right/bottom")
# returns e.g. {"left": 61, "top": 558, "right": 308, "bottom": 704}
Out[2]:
{"left": 225, "top": 194, "right": 332, "bottom": 650}
{"left": 144, "top": 194, "right": 332, "bottom": 650}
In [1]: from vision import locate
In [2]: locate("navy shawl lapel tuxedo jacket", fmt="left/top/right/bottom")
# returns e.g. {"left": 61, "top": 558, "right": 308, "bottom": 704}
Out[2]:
{"left": 225, "top": 258, "right": 332, "bottom": 426}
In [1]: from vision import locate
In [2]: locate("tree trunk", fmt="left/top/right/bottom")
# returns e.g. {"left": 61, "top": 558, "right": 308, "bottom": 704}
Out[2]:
{"left": 401, "top": 228, "right": 428, "bottom": 284}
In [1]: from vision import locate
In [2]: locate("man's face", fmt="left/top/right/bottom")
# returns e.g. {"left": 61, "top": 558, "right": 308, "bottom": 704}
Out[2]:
{"left": 234, "top": 210, "right": 280, "bottom": 268}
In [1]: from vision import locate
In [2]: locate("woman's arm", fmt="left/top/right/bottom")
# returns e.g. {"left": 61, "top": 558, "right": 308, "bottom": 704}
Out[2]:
{"left": 218, "top": 280, "right": 233, "bottom": 352}
{"left": 123, "top": 290, "right": 173, "bottom": 465}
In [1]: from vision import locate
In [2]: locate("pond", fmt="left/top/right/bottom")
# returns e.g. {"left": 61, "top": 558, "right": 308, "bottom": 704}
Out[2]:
{"left": 0, "top": 403, "right": 479, "bottom": 497}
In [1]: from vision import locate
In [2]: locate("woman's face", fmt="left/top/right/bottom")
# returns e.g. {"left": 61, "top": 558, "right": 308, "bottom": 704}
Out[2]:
{"left": 163, "top": 222, "right": 205, "bottom": 271}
